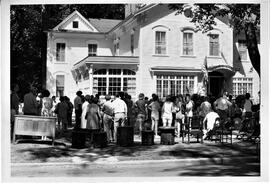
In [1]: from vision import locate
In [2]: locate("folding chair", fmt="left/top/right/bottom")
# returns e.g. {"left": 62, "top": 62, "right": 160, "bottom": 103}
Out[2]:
{"left": 182, "top": 115, "right": 203, "bottom": 144}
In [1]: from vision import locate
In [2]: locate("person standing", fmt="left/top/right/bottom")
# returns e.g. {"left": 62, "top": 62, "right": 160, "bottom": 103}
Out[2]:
{"left": 185, "top": 94, "right": 194, "bottom": 127}
{"left": 74, "top": 91, "right": 83, "bottom": 129}
{"left": 65, "top": 96, "right": 73, "bottom": 128}
{"left": 243, "top": 93, "right": 253, "bottom": 118}
{"left": 148, "top": 94, "right": 161, "bottom": 136}
{"left": 102, "top": 95, "right": 114, "bottom": 142}
{"left": 55, "top": 96, "right": 69, "bottom": 132}
{"left": 135, "top": 93, "right": 147, "bottom": 134}
{"left": 162, "top": 95, "right": 174, "bottom": 127}
{"left": 81, "top": 95, "right": 90, "bottom": 129}
{"left": 111, "top": 93, "right": 127, "bottom": 142}
{"left": 86, "top": 97, "right": 101, "bottom": 130}
{"left": 51, "top": 96, "right": 58, "bottom": 117}
{"left": 214, "top": 92, "right": 232, "bottom": 121}
{"left": 23, "top": 86, "right": 39, "bottom": 115}
{"left": 174, "top": 95, "right": 185, "bottom": 137}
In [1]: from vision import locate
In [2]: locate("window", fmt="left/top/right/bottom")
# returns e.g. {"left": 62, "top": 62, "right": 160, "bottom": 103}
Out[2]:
{"left": 155, "top": 31, "right": 166, "bottom": 55}
{"left": 88, "top": 44, "right": 97, "bottom": 56}
{"left": 93, "top": 69, "right": 136, "bottom": 96}
{"left": 56, "top": 43, "right": 65, "bottom": 62}
{"left": 56, "top": 75, "right": 65, "bottom": 97}
{"left": 209, "top": 34, "right": 219, "bottom": 56}
{"left": 183, "top": 32, "right": 193, "bottom": 55}
{"left": 131, "top": 33, "right": 134, "bottom": 56}
{"left": 156, "top": 75, "right": 194, "bottom": 99}
{"left": 238, "top": 40, "right": 248, "bottom": 61}
{"left": 233, "top": 77, "right": 253, "bottom": 97}
{"left": 73, "top": 21, "right": 79, "bottom": 28}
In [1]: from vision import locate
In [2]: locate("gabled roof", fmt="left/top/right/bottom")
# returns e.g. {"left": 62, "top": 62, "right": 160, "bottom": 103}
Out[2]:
{"left": 88, "top": 18, "right": 122, "bottom": 33}
{"left": 53, "top": 10, "right": 99, "bottom": 32}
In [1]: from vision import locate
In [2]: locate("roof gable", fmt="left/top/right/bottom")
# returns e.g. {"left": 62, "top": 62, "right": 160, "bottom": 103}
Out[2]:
{"left": 88, "top": 18, "right": 122, "bottom": 33}
{"left": 53, "top": 10, "right": 99, "bottom": 32}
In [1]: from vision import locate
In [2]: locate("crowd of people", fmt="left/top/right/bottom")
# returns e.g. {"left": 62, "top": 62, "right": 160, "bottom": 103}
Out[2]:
{"left": 11, "top": 83, "right": 260, "bottom": 143}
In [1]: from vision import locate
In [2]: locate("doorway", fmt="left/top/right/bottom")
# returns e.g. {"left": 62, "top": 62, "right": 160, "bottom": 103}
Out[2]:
{"left": 208, "top": 71, "right": 224, "bottom": 98}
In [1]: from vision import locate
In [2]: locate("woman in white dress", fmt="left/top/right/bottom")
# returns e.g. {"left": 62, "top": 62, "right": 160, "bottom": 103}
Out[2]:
{"left": 81, "top": 95, "right": 91, "bottom": 129}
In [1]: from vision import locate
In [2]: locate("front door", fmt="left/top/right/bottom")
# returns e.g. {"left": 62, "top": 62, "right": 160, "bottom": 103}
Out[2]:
{"left": 208, "top": 71, "right": 224, "bottom": 98}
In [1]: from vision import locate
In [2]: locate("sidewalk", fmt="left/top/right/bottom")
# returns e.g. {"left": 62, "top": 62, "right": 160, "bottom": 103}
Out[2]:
{"left": 11, "top": 129, "right": 259, "bottom": 165}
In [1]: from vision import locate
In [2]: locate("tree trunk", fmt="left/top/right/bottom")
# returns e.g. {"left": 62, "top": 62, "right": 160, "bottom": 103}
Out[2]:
{"left": 245, "top": 23, "right": 260, "bottom": 77}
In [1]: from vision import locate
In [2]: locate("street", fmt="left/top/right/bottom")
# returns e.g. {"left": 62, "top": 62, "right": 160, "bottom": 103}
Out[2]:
{"left": 12, "top": 156, "right": 260, "bottom": 177}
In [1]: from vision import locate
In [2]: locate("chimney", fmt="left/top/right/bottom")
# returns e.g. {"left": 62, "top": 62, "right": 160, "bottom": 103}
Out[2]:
{"left": 125, "top": 4, "right": 139, "bottom": 18}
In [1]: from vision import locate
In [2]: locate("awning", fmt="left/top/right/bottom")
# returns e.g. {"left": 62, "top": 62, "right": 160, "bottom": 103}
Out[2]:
{"left": 71, "top": 56, "right": 139, "bottom": 81}
{"left": 206, "top": 55, "right": 235, "bottom": 74}
{"left": 73, "top": 55, "right": 139, "bottom": 68}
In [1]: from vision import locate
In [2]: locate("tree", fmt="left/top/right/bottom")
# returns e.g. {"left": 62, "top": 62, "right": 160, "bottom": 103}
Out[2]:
{"left": 169, "top": 4, "right": 260, "bottom": 77}
{"left": 11, "top": 4, "right": 125, "bottom": 98}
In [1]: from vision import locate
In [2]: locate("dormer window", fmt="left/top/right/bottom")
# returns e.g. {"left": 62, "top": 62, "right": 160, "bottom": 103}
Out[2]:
{"left": 73, "top": 21, "right": 79, "bottom": 28}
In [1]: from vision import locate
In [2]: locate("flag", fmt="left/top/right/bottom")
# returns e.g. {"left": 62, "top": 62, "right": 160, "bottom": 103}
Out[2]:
{"left": 202, "top": 56, "right": 208, "bottom": 86}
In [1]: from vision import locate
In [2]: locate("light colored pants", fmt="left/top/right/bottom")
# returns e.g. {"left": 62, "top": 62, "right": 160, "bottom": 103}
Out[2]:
{"left": 151, "top": 116, "right": 159, "bottom": 135}
{"left": 162, "top": 117, "right": 172, "bottom": 127}
{"left": 103, "top": 114, "right": 113, "bottom": 141}
{"left": 113, "top": 113, "right": 125, "bottom": 141}
{"left": 136, "top": 114, "right": 146, "bottom": 134}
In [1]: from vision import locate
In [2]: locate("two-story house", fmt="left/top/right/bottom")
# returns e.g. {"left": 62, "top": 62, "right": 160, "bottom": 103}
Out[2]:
{"left": 46, "top": 4, "right": 260, "bottom": 103}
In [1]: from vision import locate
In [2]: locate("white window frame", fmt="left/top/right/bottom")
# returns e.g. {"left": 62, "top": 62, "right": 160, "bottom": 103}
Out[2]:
{"left": 93, "top": 69, "right": 136, "bottom": 97}
{"left": 156, "top": 75, "right": 195, "bottom": 99}
{"left": 54, "top": 38, "right": 67, "bottom": 63}
{"left": 152, "top": 25, "right": 170, "bottom": 56}
{"left": 237, "top": 39, "right": 249, "bottom": 62}
{"left": 86, "top": 40, "right": 99, "bottom": 56}
{"left": 180, "top": 28, "right": 196, "bottom": 57}
{"left": 232, "top": 77, "right": 253, "bottom": 98}
{"left": 207, "top": 29, "right": 223, "bottom": 58}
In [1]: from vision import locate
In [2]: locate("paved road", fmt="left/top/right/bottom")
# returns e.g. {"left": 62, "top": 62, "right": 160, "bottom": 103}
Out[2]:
{"left": 11, "top": 157, "right": 260, "bottom": 177}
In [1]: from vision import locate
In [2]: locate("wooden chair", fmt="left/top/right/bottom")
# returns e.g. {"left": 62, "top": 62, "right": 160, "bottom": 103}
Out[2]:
{"left": 182, "top": 116, "right": 203, "bottom": 144}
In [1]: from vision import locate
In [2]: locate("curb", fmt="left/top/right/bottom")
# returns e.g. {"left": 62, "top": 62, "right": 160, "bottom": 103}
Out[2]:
{"left": 11, "top": 155, "right": 259, "bottom": 167}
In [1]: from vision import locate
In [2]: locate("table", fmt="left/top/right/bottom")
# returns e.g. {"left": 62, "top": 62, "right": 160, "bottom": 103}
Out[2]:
{"left": 13, "top": 115, "right": 57, "bottom": 145}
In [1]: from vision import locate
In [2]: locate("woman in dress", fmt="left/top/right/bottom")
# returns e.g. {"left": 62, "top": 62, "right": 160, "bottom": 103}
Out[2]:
{"left": 86, "top": 97, "right": 101, "bottom": 130}
{"left": 148, "top": 94, "right": 161, "bottom": 136}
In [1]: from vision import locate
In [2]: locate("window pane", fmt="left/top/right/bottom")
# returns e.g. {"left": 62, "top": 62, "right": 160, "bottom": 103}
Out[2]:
{"left": 109, "top": 69, "right": 121, "bottom": 75}
{"left": 109, "top": 78, "right": 121, "bottom": 95}
{"left": 209, "top": 34, "right": 219, "bottom": 56}
{"left": 88, "top": 44, "right": 97, "bottom": 56}
{"left": 56, "top": 43, "right": 65, "bottom": 61}
{"left": 155, "top": 31, "right": 166, "bottom": 54}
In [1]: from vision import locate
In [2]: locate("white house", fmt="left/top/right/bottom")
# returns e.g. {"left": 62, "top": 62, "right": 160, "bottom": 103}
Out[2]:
{"left": 46, "top": 4, "right": 260, "bottom": 103}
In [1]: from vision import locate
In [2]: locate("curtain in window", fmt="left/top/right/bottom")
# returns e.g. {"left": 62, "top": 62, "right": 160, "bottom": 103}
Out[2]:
{"left": 56, "top": 43, "right": 65, "bottom": 61}
{"left": 155, "top": 31, "right": 166, "bottom": 54}
{"left": 183, "top": 33, "right": 193, "bottom": 55}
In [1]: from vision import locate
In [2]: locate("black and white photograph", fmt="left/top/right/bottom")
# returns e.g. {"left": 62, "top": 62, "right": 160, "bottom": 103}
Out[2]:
{"left": 1, "top": 0, "right": 269, "bottom": 182}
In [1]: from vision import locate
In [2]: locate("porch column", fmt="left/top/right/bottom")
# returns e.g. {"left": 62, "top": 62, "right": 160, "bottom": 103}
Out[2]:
{"left": 89, "top": 64, "right": 93, "bottom": 95}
